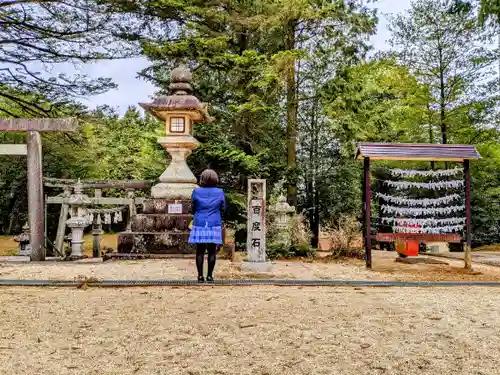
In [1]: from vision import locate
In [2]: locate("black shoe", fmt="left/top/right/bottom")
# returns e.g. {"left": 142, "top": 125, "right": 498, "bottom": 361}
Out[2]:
{"left": 197, "top": 276, "right": 205, "bottom": 283}
{"left": 206, "top": 276, "right": 214, "bottom": 283}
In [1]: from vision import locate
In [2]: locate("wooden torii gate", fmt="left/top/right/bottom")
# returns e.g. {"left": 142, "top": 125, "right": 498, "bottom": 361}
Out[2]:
{"left": 0, "top": 118, "right": 77, "bottom": 261}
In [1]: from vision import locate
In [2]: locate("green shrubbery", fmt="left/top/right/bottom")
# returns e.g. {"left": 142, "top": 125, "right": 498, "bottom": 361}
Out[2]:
{"left": 266, "top": 214, "right": 315, "bottom": 260}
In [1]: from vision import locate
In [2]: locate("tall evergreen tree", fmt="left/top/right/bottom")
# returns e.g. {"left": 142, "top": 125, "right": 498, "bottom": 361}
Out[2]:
{"left": 101, "top": 0, "right": 376, "bottom": 208}
{"left": 389, "top": 0, "right": 498, "bottom": 145}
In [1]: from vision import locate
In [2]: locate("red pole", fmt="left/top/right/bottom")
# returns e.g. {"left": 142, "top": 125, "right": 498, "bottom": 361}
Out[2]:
{"left": 364, "top": 157, "right": 372, "bottom": 268}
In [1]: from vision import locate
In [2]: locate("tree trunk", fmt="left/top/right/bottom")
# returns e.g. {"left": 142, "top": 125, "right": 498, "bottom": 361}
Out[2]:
{"left": 306, "top": 179, "right": 317, "bottom": 247}
{"left": 306, "top": 129, "right": 316, "bottom": 247}
{"left": 27, "top": 131, "right": 45, "bottom": 261}
{"left": 310, "top": 100, "right": 319, "bottom": 248}
{"left": 285, "top": 20, "right": 298, "bottom": 207}
{"left": 427, "top": 102, "right": 435, "bottom": 170}
{"left": 312, "top": 186, "right": 320, "bottom": 249}
{"left": 438, "top": 47, "right": 447, "bottom": 144}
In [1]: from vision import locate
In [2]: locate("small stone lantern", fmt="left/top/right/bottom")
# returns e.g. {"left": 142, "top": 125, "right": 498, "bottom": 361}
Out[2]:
{"left": 14, "top": 222, "right": 31, "bottom": 256}
{"left": 269, "top": 195, "right": 295, "bottom": 246}
{"left": 65, "top": 181, "right": 91, "bottom": 259}
{"left": 270, "top": 195, "right": 295, "bottom": 228}
{"left": 139, "top": 65, "right": 214, "bottom": 199}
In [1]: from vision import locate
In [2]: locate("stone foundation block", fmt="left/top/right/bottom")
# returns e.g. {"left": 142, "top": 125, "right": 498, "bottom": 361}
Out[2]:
{"left": 131, "top": 214, "right": 192, "bottom": 232}
{"left": 117, "top": 232, "right": 195, "bottom": 254}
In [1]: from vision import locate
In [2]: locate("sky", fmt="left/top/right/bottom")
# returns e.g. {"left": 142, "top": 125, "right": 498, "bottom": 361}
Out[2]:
{"left": 74, "top": 0, "right": 412, "bottom": 115}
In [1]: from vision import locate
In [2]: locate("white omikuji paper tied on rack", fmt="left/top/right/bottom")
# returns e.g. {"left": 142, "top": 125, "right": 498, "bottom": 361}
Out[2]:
{"left": 383, "top": 179, "right": 464, "bottom": 190}
{"left": 104, "top": 213, "right": 112, "bottom": 224}
{"left": 376, "top": 193, "right": 461, "bottom": 207}
{"left": 380, "top": 204, "right": 465, "bottom": 216}
{"left": 394, "top": 225, "right": 464, "bottom": 234}
{"left": 381, "top": 217, "right": 466, "bottom": 227}
{"left": 389, "top": 168, "right": 462, "bottom": 178}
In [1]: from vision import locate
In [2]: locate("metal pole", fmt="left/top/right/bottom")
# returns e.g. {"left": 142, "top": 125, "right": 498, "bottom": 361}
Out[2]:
{"left": 27, "top": 131, "right": 45, "bottom": 261}
{"left": 464, "top": 159, "right": 472, "bottom": 269}
{"left": 364, "top": 157, "right": 372, "bottom": 269}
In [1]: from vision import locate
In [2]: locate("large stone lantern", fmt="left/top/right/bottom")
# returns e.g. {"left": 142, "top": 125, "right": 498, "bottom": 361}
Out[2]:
{"left": 139, "top": 66, "right": 214, "bottom": 199}
{"left": 117, "top": 66, "right": 214, "bottom": 256}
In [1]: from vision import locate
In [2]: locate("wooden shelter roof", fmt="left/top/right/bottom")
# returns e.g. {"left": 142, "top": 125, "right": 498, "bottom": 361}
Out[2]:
{"left": 356, "top": 142, "right": 481, "bottom": 162}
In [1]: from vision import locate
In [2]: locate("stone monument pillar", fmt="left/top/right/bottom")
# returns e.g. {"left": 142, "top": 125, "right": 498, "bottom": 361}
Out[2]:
{"left": 117, "top": 66, "right": 214, "bottom": 256}
{"left": 243, "top": 179, "right": 272, "bottom": 272}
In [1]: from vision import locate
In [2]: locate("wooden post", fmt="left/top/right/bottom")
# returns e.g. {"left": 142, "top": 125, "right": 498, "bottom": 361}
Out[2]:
{"left": 92, "top": 217, "right": 102, "bottom": 258}
{"left": 92, "top": 189, "right": 102, "bottom": 257}
{"left": 27, "top": 131, "right": 45, "bottom": 261}
{"left": 55, "top": 186, "right": 71, "bottom": 255}
{"left": 44, "top": 193, "right": 48, "bottom": 249}
{"left": 0, "top": 118, "right": 78, "bottom": 261}
{"left": 364, "top": 157, "right": 372, "bottom": 269}
{"left": 464, "top": 159, "right": 472, "bottom": 269}
{"left": 126, "top": 188, "right": 136, "bottom": 232}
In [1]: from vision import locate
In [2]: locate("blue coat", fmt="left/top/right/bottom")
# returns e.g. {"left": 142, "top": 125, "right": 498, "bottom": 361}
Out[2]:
{"left": 191, "top": 187, "right": 226, "bottom": 227}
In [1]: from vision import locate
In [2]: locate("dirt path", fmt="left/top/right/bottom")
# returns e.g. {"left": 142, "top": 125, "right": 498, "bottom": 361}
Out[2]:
{"left": 0, "top": 286, "right": 498, "bottom": 375}
{"left": 2, "top": 251, "right": 500, "bottom": 282}
{"left": 428, "top": 251, "right": 500, "bottom": 267}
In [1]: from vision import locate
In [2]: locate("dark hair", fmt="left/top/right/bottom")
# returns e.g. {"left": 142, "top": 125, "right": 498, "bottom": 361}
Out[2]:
{"left": 199, "top": 169, "right": 219, "bottom": 187}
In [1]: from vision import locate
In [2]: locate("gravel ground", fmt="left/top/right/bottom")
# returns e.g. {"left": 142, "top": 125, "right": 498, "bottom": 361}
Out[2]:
{"left": 0, "top": 286, "right": 499, "bottom": 375}
{"left": 1, "top": 251, "right": 500, "bottom": 281}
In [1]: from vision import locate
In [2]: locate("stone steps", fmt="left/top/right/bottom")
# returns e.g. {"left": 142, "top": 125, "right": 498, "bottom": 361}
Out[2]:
{"left": 117, "top": 231, "right": 194, "bottom": 254}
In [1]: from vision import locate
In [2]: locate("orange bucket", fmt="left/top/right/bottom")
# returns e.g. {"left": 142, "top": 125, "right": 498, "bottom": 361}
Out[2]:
{"left": 396, "top": 240, "right": 419, "bottom": 257}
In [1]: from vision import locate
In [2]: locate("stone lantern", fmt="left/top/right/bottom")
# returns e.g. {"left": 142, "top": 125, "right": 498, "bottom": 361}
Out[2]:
{"left": 14, "top": 222, "right": 31, "bottom": 256}
{"left": 65, "top": 181, "right": 91, "bottom": 259}
{"left": 270, "top": 195, "right": 295, "bottom": 227}
{"left": 116, "top": 66, "right": 214, "bottom": 256}
{"left": 139, "top": 65, "right": 214, "bottom": 199}
{"left": 269, "top": 195, "right": 295, "bottom": 247}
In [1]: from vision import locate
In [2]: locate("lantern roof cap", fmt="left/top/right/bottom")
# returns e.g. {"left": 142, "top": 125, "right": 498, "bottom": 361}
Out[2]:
{"left": 139, "top": 65, "right": 214, "bottom": 123}
{"left": 270, "top": 195, "right": 295, "bottom": 213}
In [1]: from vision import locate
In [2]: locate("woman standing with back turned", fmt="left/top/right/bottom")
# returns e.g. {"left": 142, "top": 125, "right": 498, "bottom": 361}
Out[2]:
{"left": 188, "top": 169, "right": 226, "bottom": 283}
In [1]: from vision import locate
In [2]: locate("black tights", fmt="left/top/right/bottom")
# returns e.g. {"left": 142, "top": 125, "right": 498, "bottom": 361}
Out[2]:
{"left": 196, "top": 243, "right": 217, "bottom": 278}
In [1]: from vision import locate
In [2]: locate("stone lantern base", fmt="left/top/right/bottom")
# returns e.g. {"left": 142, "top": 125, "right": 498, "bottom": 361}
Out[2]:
{"left": 116, "top": 198, "right": 195, "bottom": 255}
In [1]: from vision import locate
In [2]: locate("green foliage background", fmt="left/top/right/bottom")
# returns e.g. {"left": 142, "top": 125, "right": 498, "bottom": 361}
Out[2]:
{"left": 1, "top": 0, "right": 499, "bottom": 247}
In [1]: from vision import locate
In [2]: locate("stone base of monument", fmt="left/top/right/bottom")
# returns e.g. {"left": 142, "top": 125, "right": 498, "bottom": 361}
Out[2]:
{"left": 241, "top": 260, "right": 273, "bottom": 273}
{"left": 116, "top": 199, "right": 195, "bottom": 255}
